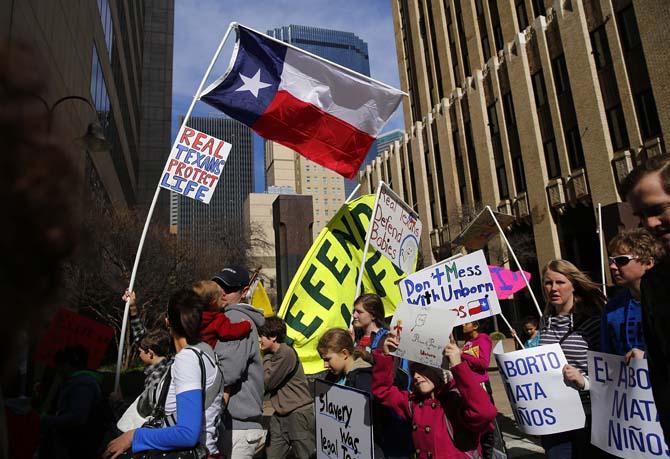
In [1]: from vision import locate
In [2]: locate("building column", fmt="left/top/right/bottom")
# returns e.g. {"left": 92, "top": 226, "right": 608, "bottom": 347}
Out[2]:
{"left": 410, "top": 122, "right": 436, "bottom": 266}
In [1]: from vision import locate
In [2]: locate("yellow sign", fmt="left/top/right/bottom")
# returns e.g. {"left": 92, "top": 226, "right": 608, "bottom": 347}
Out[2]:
{"left": 278, "top": 195, "right": 409, "bottom": 374}
{"left": 250, "top": 280, "right": 274, "bottom": 317}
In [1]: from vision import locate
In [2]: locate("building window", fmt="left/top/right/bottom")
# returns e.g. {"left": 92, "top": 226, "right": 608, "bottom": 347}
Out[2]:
{"left": 543, "top": 140, "right": 561, "bottom": 179}
{"left": 488, "top": 103, "right": 509, "bottom": 199}
{"left": 516, "top": 0, "right": 529, "bottom": 30}
{"left": 617, "top": 5, "right": 641, "bottom": 51}
{"left": 90, "top": 45, "right": 111, "bottom": 128}
{"left": 464, "top": 121, "right": 481, "bottom": 202}
{"left": 532, "top": 70, "right": 561, "bottom": 179}
{"left": 455, "top": 0, "right": 471, "bottom": 77}
{"left": 531, "top": 0, "right": 546, "bottom": 17}
{"left": 635, "top": 89, "right": 661, "bottom": 140}
{"left": 565, "top": 128, "right": 585, "bottom": 170}
{"left": 502, "top": 92, "right": 527, "bottom": 192}
{"left": 552, "top": 54, "right": 570, "bottom": 95}
{"left": 591, "top": 27, "right": 611, "bottom": 70}
{"left": 552, "top": 54, "right": 585, "bottom": 170}
{"left": 489, "top": 0, "right": 504, "bottom": 52}
{"left": 532, "top": 72, "right": 547, "bottom": 107}
{"left": 96, "top": 0, "right": 114, "bottom": 59}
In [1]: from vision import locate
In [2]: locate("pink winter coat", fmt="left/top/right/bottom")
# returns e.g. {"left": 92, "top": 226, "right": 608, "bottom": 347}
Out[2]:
{"left": 372, "top": 350, "right": 497, "bottom": 459}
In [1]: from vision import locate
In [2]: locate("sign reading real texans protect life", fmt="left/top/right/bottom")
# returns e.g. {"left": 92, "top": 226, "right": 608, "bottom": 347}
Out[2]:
{"left": 369, "top": 183, "right": 421, "bottom": 273}
{"left": 159, "top": 126, "right": 232, "bottom": 204}
{"left": 400, "top": 250, "right": 501, "bottom": 327}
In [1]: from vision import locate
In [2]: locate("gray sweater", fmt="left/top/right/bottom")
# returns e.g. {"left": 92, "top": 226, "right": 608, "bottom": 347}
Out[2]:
{"left": 214, "top": 303, "right": 265, "bottom": 430}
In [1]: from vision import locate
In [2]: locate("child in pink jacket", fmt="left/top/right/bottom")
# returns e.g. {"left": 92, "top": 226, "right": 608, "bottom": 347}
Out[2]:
{"left": 372, "top": 336, "right": 496, "bottom": 459}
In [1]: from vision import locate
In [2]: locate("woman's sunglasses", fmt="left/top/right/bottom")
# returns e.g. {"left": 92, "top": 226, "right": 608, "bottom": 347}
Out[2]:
{"left": 608, "top": 255, "right": 639, "bottom": 267}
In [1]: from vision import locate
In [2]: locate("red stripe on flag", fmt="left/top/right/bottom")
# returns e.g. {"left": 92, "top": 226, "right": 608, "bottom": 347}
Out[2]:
{"left": 252, "top": 90, "right": 375, "bottom": 179}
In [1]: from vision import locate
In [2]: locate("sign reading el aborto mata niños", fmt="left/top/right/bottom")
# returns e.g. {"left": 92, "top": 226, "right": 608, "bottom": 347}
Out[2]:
{"left": 315, "top": 379, "right": 374, "bottom": 459}
{"left": 278, "top": 195, "right": 407, "bottom": 375}
{"left": 588, "top": 351, "right": 669, "bottom": 458}
{"left": 159, "top": 126, "right": 232, "bottom": 204}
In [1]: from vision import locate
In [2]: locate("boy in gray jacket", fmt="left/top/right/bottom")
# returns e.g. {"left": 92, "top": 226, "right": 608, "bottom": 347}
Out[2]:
{"left": 212, "top": 266, "right": 266, "bottom": 459}
{"left": 259, "top": 316, "right": 315, "bottom": 459}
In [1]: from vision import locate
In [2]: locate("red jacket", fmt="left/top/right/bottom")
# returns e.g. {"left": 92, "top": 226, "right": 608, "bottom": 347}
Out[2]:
{"left": 461, "top": 333, "right": 492, "bottom": 384}
{"left": 200, "top": 310, "right": 251, "bottom": 348}
{"left": 372, "top": 350, "right": 497, "bottom": 459}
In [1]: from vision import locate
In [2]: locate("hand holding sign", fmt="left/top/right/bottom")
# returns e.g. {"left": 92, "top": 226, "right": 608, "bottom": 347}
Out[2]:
{"left": 443, "top": 343, "right": 462, "bottom": 367}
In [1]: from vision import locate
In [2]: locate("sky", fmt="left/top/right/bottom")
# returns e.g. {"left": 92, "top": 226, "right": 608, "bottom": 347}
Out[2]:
{"left": 171, "top": 0, "right": 404, "bottom": 192}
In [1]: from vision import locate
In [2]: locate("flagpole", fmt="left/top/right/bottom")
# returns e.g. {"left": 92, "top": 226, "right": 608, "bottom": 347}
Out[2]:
{"left": 236, "top": 24, "right": 408, "bottom": 97}
{"left": 498, "top": 312, "right": 525, "bottom": 349}
{"left": 113, "top": 22, "right": 238, "bottom": 392}
{"left": 597, "top": 203, "right": 607, "bottom": 296}
{"left": 345, "top": 184, "right": 361, "bottom": 204}
{"left": 354, "top": 182, "right": 384, "bottom": 301}
{"left": 485, "top": 206, "right": 543, "bottom": 318}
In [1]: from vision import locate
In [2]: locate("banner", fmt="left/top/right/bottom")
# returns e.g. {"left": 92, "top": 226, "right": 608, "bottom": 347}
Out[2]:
{"left": 250, "top": 279, "right": 274, "bottom": 317}
{"left": 35, "top": 308, "right": 115, "bottom": 369}
{"left": 159, "top": 126, "right": 232, "bottom": 203}
{"left": 389, "top": 300, "right": 456, "bottom": 367}
{"left": 314, "top": 379, "right": 374, "bottom": 459}
{"left": 400, "top": 250, "right": 501, "bottom": 327}
{"left": 369, "top": 183, "right": 421, "bottom": 273}
{"left": 588, "top": 351, "right": 668, "bottom": 458}
{"left": 494, "top": 343, "right": 586, "bottom": 435}
{"left": 278, "top": 195, "right": 408, "bottom": 374}
{"left": 488, "top": 265, "right": 532, "bottom": 299}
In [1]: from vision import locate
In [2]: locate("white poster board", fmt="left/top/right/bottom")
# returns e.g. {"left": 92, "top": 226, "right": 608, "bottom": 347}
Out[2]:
{"left": 369, "top": 183, "right": 421, "bottom": 273}
{"left": 159, "top": 125, "right": 232, "bottom": 204}
{"left": 400, "top": 250, "right": 501, "bottom": 327}
{"left": 314, "top": 379, "right": 374, "bottom": 459}
{"left": 494, "top": 344, "right": 586, "bottom": 435}
{"left": 389, "top": 300, "right": 456, "bottom": 368}
{"left": 588, "top": 351, "right": 667, "bottom": 458}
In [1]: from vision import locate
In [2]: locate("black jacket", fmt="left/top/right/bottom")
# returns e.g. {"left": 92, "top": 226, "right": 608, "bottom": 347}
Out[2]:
{"left": 640, "top": 261, "right": 670, "bottom": 444}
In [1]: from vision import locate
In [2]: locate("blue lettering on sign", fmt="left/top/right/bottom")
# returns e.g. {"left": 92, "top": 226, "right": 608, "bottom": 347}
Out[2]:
{"left": 499, "top": 352, "right": 562, "bottom": 378}
{"left": 608, "top": 420, "right": 670, "bottom": 456}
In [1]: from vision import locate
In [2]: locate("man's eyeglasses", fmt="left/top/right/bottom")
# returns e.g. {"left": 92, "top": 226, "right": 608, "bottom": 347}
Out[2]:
{"left": 221, "top": 284, "right": 243, "bottom": 294}
{"left": 608, "top": 255, "right": 639, "bottom": 267}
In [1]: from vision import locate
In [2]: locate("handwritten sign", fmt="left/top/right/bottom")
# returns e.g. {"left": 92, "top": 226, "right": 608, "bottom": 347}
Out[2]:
{"left": 488, "top": 265, "right": 531, "bottom": 299}
{"left": 369, "top": 183, "right": 421, "bottom": 273}
{"left": 389, "top": 300, "right": 456, "bottom": 367}
{"left": 35, "top": 308, "right": 115, "bottom": 369}
{"left": 588, "top": 351, "right": 667, "bottom": 458}
{"left": 159, "top": 126, "right": 232, "bottom": 203}
{"left": 494, "top": 343, "right": 586, "bottom": 435}
{"left": 400, "top": 250, "right": 501, "bottom": 327}
{"left": 314, "top": 379, "right": 374, "bottom": 459}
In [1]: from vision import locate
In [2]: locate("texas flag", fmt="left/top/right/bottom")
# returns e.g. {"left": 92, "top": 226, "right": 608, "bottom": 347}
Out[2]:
{"left": 467, "top": 296, "right": 491, "bottom": 316}
{"left": 199, "top": 25, "right": 404, "bottom": 179}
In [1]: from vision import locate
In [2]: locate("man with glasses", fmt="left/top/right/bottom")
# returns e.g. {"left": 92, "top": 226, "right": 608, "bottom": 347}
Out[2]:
{"left": 622, "top": 154, "right": 670, "bottom": 444}
{"left": 601, "top": 229, "right": 661, "bottom": 356}
{"left": 212, "top": 266, "right": 266, "bottom": 458}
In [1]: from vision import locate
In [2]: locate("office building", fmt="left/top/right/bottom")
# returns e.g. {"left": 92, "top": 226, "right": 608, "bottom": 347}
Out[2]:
{"left": 174, "top": 117, "right": 253, "bottom": 256}
{"left": 266, "top": 25, "right": 373, "bottom": 233}
{"left": 2, "top": 0, "right": 174, "bottom": 213}
{"left": 361, "top": 0, "right": 669, "bottom": 290}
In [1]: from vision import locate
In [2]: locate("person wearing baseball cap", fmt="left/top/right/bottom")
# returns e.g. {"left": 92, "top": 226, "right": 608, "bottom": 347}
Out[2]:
{"left": 211, "top": 266, "right": 266, "bottom": 458}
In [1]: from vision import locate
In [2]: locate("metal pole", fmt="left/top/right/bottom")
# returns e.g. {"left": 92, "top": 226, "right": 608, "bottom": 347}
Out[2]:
{"left": 486, "top": 206, "right": 543, "bottom": 318}
{"left": 354, "top": 182, "right": 385, "bottom": 300}
{"left": 114, "top": 22, "right": 237, "bottom": 392}
{"left": 597, "top": 203, "right": 607, "bottom": 296}
{"left": 498, "top": 312, "right": 525, "bottom": 349}
{"left": 345, "top": 184, "right": 361, "bottom": 204}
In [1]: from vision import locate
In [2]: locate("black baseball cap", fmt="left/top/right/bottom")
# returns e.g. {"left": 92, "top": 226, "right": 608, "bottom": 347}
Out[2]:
{"left": 212, "top": 266, "right": 250, "bottom": 289}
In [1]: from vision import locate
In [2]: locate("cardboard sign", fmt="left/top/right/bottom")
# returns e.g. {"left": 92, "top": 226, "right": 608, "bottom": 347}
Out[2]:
{"left": 278, "top": 195, "right": 407, "bottom": 374}
{"left": 389, "top": 300, "right": 456, "bottom": 367}
{"left": 35, "top": 308, "right": 115, "bottom": 369}
{"left": 588, "top": 352, "right": 668, "bottom": 458}
{"left": 159, "top": 126, "right": 232, "bottom": 203}
{"left": 494, "top": 343, "right": 586, "bottom": 435}
{"left": 451, "top": 208, "right": 515, "bottom": 250}
{"left": 369, "top": 183, "right": 421, "bottom": 273}
{"left": 488, "top": 265, "right": 531, "bottom": 299}
{"left": 400, "top": 250, "right": 501, "bottom": 327}
{"left": 314, "top": 379, "right": 374, "bottom": 459}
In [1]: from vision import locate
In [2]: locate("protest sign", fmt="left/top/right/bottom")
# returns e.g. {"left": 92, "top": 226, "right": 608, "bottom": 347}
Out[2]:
{"left": 488, "top": 265, "right": 531, "bottom": 299}
{"left": 159, "top": 125, "right": 232, "bottom": 204}
{"left": 400, "top": 250, "right": 501, "bottom": 327}
{"left": 494, "top": 343, "right": 586, "bottom": 435}
{"left": 588, "top": 351, "right": 668, "bottom": 458}
{"left": 389, "top": 300, "right": 456, "bottom": 367}
{"left": 451, "top": 208, "right": 516, "bottom": 250}
{"left": 278, "top": 195, "right": 408, "bottom": 374}
{"left": 314, "top": 379, "right": 374, "bottom": 459}
{"left": 35, "top": 308, "right": 115, "bottom": 369}
{"left": 369, "top": 183, "right": 421, "bottom": 273}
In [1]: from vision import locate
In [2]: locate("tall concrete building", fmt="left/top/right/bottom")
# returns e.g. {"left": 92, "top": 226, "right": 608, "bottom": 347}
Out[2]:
{"left": 266, "top": 25, "right": 373, "bottom": 234}
{"left": 2, "top": 0, "right": 174, "bottom": 212}
{"left": 174, "top": 117, "right": 253, "bottom": 255}
{"left": 361, "top": 0, "right": 669, "bottom": 289}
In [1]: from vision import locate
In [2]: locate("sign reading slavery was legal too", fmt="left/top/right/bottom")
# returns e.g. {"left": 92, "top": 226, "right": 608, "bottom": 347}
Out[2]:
{"left": 389, "top": 300, "right": 456, "bottom": 367}
{"left": 400, "top": 250, "right": 501, "bottom": 327}
{"left": 159, "top": 126, "right": 232, "bottom": 204}
{"left": 369, "top": 183, "right": 421, "bottom": 273}
{"left": 588, "top": 351, "right": 668, "bottom": 458}
{"left": 314, "top": 379, "right": 374, "bottom": 459}
{"left": 494, "top": 343, "right": 586, "bottom": 435}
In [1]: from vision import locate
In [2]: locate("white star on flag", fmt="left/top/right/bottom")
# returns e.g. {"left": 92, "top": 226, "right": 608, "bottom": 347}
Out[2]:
{"left": 235, "top": 69, "right": 271, "bottom": 98}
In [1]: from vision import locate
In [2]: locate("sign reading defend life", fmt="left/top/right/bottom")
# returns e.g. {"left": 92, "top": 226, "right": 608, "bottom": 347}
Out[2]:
{"left": 400, "top": 250, "right": 501, "bottom": 327}
{"left": 315, "top": 379, "right": 374, "bottom": 459}
{"left": 159, "top": 126, "right": 232, "bottom": 204}
{"left": 370, "top": 183, "right": 421, "bottom": 273}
